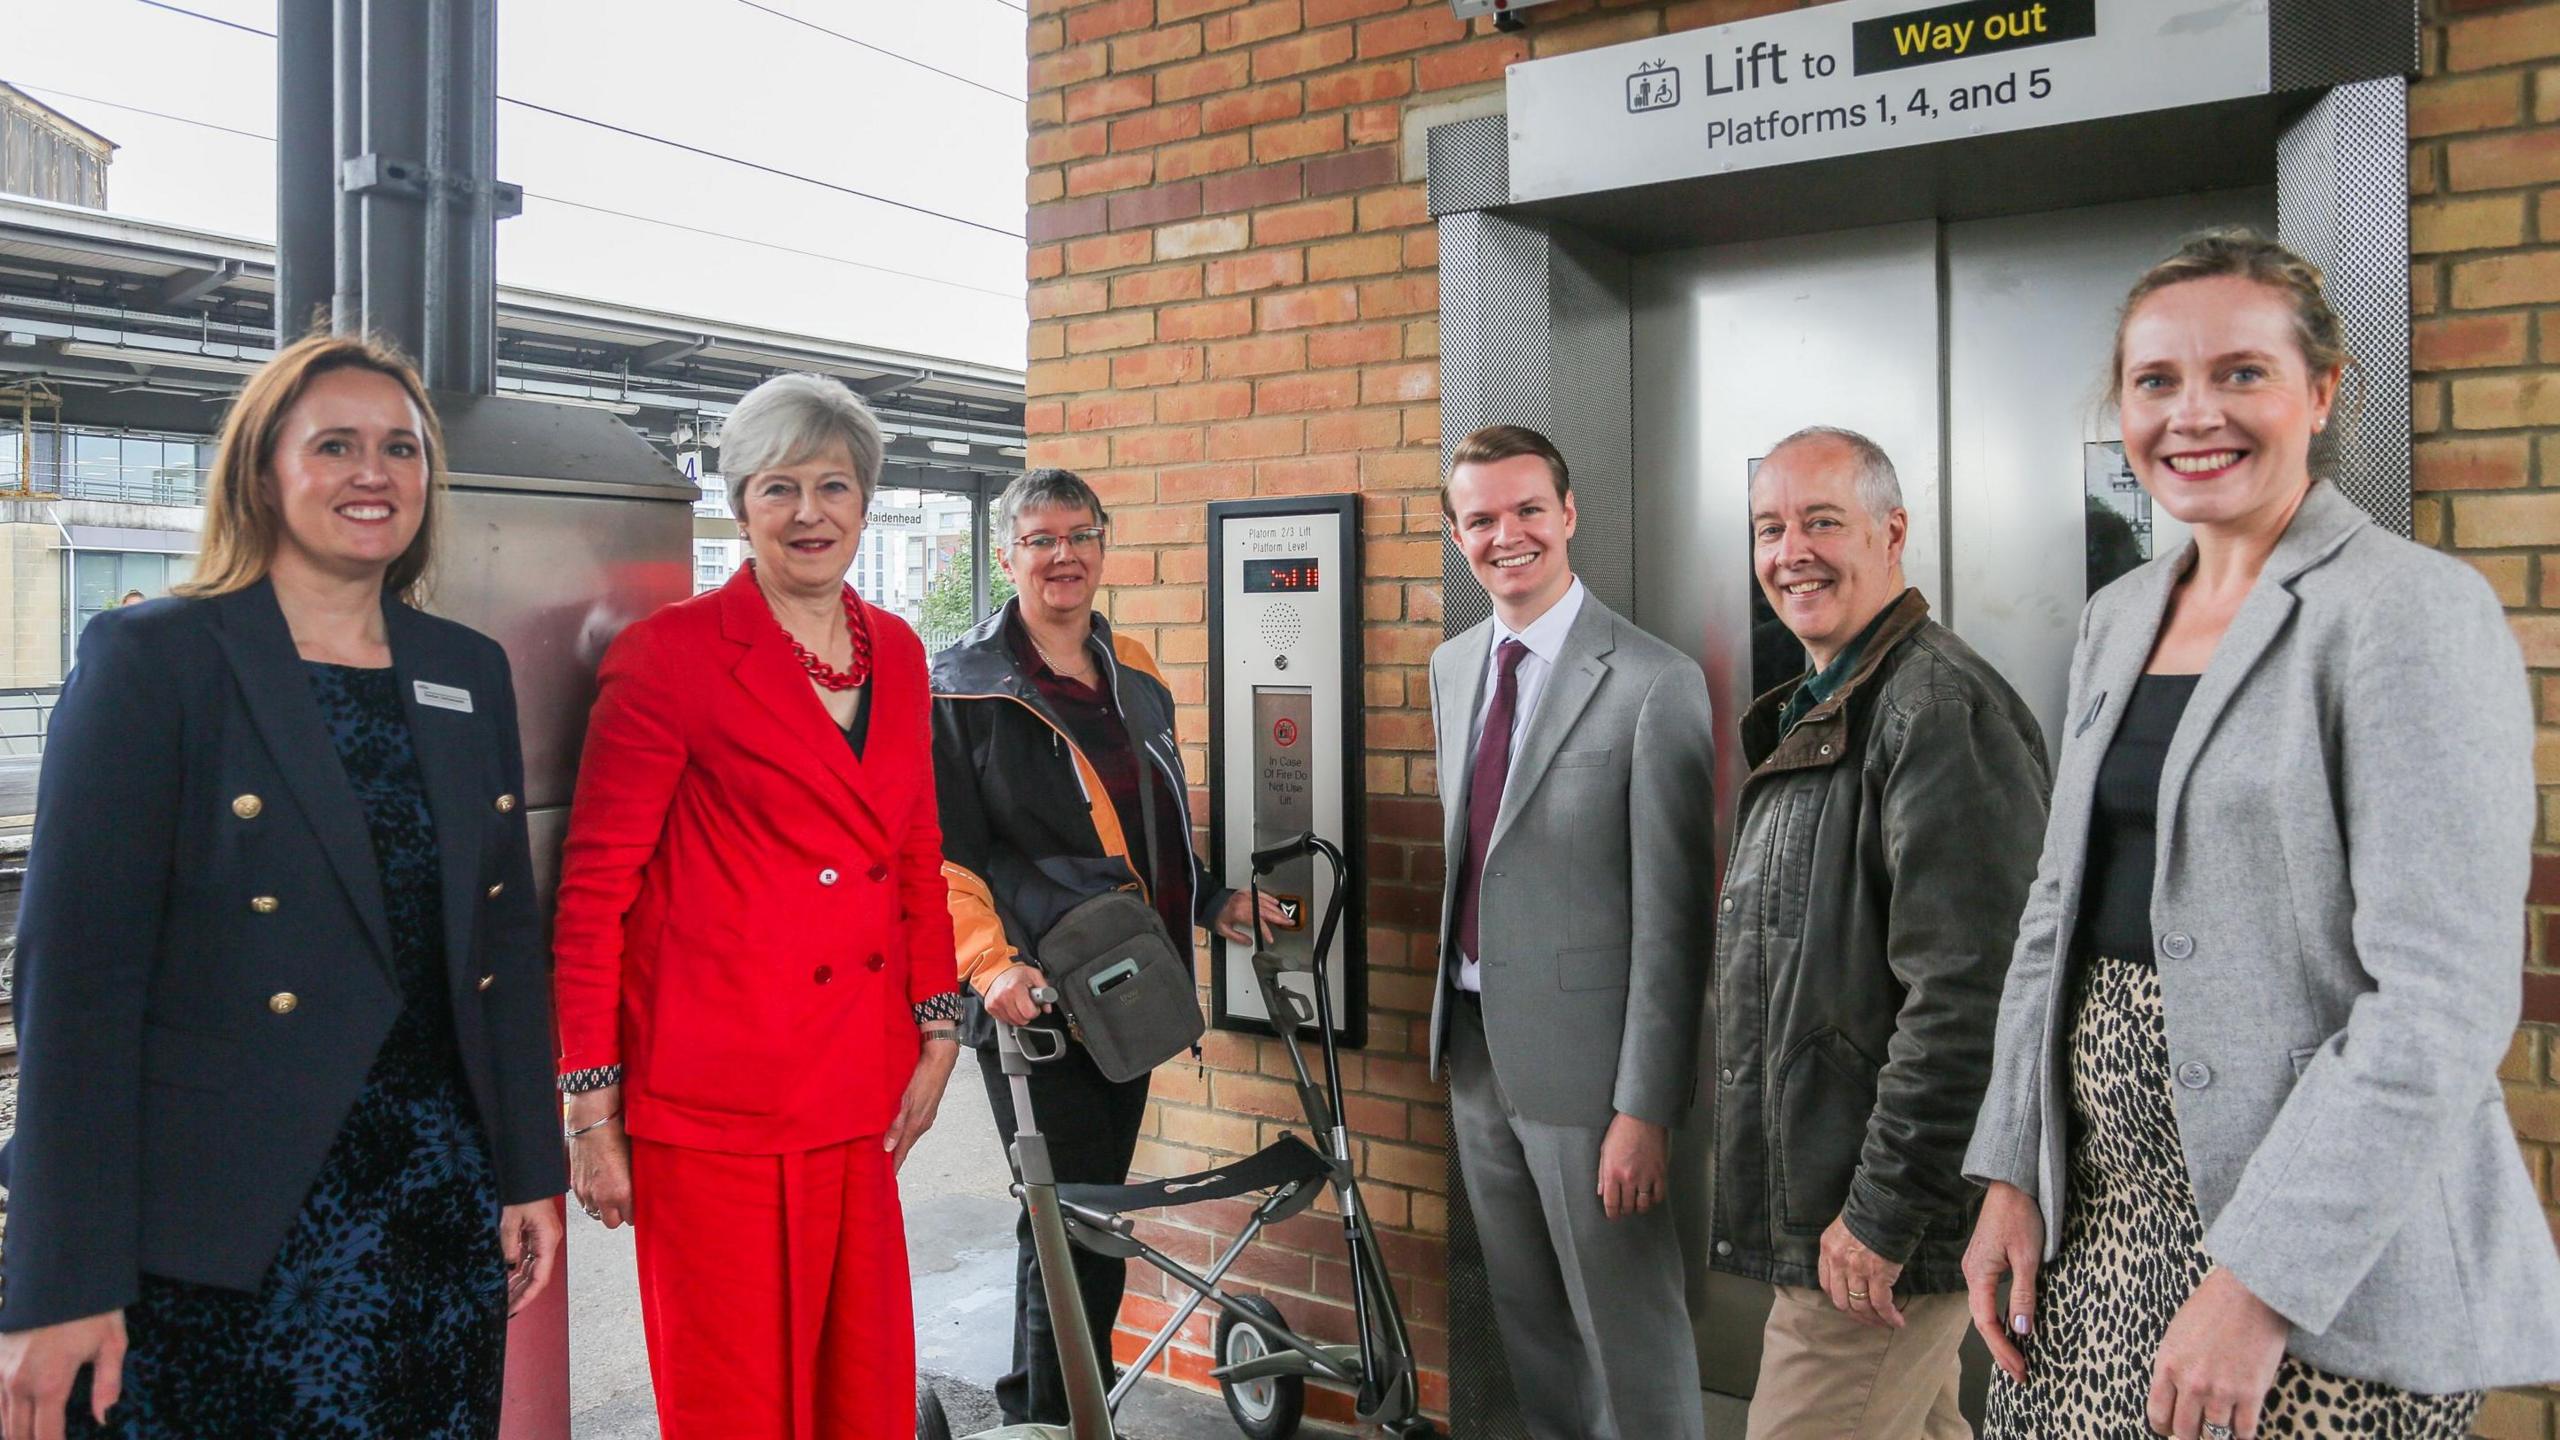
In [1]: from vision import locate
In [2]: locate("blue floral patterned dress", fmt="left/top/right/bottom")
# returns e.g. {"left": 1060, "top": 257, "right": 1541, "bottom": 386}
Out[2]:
{"left": 73, "top": 662, "right": 506, "bottom": 1439}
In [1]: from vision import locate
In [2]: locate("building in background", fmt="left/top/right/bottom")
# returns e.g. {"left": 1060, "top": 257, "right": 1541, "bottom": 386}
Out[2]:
{"left": 0, "top": 82, "right": 113, "bottom": 211}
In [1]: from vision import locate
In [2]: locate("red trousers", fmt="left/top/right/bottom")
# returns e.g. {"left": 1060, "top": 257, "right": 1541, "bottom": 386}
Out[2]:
{"left": 630, "top": 1135, "right": 914, "bottom": 1439}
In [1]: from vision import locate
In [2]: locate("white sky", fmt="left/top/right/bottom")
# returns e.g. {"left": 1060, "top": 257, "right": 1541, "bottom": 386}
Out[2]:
{"left": 8, "top": 0, "right": 1031, "bottom": 369}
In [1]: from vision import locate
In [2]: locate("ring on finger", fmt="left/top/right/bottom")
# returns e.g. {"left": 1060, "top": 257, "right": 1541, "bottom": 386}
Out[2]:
{"left": 2202, "top": 1423, "right": 2235, "bottom": 1440}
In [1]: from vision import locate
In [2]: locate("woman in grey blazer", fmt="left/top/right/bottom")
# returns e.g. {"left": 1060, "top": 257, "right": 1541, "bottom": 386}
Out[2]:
{"left": 1961, "top": 231, "right": 2560, "bottom": 1440}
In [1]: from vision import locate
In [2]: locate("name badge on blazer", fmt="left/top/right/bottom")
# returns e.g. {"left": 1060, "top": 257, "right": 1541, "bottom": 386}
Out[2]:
{"left": 415, "top": 681, "right": 474, "bottom": 714}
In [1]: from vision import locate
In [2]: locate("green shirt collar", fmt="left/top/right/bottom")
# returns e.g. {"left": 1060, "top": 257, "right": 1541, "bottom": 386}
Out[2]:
{"left": 1777, "top": 602, "right": 1898, "bottom": 736}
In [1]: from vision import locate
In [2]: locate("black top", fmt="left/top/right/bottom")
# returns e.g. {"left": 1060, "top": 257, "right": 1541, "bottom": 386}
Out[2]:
{"left": 2077, "top": 672, "right": 2200, "bottom": 961}
{"left": 839, "top": 680, "right": 872, "bottom": 759}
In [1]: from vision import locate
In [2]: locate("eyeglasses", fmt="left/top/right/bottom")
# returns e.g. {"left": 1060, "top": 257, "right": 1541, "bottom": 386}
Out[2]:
{"left": 1011, "top": 527, "right": 1107, "bottom": 555}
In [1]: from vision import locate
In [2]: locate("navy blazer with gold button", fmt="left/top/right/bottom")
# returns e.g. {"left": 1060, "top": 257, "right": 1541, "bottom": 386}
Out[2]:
{"left": 0, "top": 579, "right": 566, "bottom": 1332}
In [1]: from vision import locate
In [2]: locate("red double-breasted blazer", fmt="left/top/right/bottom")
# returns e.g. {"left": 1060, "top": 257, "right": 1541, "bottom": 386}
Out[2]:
{"left": 552, "top": 567, "right": 957, "bottom": 1153}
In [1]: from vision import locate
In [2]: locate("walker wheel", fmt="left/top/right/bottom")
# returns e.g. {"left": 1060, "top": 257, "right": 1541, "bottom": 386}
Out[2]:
{"left": 916, "top": 1385, "right": 953, "bottom": 1440}
{"left": 1215, "top": 1295, "right": 1306, "bottom": 1440}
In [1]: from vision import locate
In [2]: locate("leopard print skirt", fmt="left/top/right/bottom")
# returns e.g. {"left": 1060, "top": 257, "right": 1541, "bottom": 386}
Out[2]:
{"left": 1983, "top": 954, "right": 2482, "bottom": 1439}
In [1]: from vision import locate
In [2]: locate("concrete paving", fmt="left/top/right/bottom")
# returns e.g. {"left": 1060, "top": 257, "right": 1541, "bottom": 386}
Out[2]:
{"left": 564, "top": 1047, "right": 1296, "bottom": 1439}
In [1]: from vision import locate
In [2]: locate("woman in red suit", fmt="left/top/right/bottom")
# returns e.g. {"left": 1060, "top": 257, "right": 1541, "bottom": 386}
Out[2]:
{"left": 550, "top": 373, "right": 962, "bottom": 1440}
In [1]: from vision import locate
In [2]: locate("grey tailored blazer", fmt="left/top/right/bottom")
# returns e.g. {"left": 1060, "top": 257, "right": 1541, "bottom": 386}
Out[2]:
{"left": 1964, "top": 482, "right": 2560, "bottom": 1393}
{"left": 1426, "top": 591, "right": 1718, "bottom": 1130}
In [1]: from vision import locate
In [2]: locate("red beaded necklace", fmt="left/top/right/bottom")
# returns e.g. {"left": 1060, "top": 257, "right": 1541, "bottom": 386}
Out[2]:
{"left": 754, "top": 562, "right": 873, "bottom": 691}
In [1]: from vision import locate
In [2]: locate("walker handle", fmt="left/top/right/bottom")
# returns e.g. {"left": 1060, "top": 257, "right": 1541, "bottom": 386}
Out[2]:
{"left": 1251, "top": 832, "right": 1317, "bottom": 874}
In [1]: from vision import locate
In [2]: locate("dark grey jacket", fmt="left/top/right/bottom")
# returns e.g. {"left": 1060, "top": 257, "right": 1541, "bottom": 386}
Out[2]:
{"left": 1708, "top": 589, "right": 2048, "bottom": 1294}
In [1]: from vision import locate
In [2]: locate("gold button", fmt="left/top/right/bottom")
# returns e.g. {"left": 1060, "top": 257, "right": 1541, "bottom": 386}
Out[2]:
{"left": 486, "top": 882, "right": 505, "bottom": 899}
{"left": 250, "top": 895, "right": 279, "bottom": 914}
{"left": 231, "top": 794, "right": 263, "bottom": 820}
{"left": 476, "top": 974, "right": 495, "bottom": 992}
{"left": 494, "top": 793, "right": 518, "bottom": 813}
{"left": 268, "top": 992, "right": 299, "bottom": 1015}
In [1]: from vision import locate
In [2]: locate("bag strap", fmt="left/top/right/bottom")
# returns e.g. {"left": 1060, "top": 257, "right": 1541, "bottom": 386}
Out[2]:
{"left": 1112, "top": 657, "right": 1163, "bottom": 898}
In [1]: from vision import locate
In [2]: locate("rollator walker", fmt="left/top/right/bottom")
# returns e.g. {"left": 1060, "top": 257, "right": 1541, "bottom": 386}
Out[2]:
{"left": 920, "top": 832, "right": 1437, "bottom": 1440}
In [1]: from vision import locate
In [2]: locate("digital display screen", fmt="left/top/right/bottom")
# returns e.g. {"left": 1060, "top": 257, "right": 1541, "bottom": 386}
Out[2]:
{"left": 1243, "top": 558, "right": 1321, "bottom": 593}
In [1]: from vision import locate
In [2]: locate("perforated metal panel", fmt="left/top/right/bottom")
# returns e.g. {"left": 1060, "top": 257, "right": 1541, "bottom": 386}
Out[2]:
{"left": 2279, "top": 78, "right": 2413, "bottom": 537}
{"left": 1428, "top": 113, "right": 1510, "bottom": 217}
{"left": 2270, "top": 0, "right": 2417, "bottom": 93}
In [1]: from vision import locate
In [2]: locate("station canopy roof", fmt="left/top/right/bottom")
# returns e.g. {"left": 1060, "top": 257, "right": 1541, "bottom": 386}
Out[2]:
{"left": 0, "top": 194, "right": 1025, "bottom": 485}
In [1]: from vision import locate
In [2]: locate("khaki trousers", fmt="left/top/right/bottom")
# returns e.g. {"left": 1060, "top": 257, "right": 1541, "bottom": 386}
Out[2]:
{"left": 1745, "top": 1283, "right": 1972, "bottom": 1440}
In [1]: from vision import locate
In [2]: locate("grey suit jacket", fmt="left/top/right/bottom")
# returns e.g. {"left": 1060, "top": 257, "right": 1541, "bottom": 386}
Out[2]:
{"left": 1964, "top": 482, "right": 2560, "bottom": 1393}
{"left": 1426, "top": 592, "right": 1717, "bottom": 1129}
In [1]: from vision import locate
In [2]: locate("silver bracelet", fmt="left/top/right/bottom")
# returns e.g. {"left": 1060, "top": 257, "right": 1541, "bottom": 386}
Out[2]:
{"left": 563, "top": 1109, "right": 620, "bottom": 1141}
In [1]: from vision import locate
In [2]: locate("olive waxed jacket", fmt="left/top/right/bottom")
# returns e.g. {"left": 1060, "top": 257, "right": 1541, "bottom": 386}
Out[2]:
{"left": 1707, "top": 589, "right": 2049, "bottom": 1295}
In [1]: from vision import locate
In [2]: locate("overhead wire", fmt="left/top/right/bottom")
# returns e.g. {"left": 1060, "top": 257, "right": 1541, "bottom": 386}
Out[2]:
{"left": 0, "top": 82, "right": 1023, "bottom": 303}
{"left": 727, "top": 0, "right": 1023, "bottom": 104}
{"left": 117, "top": 0, "right": 1026, "bottom": 239}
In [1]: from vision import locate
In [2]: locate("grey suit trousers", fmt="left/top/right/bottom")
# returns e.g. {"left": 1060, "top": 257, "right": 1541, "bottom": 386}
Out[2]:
{"left": 1450, "top": 1000, "right": 1706, "bottom": 1440}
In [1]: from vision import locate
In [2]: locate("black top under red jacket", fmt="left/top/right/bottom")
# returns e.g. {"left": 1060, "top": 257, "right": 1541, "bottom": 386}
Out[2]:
{"left": 931, "top": 601, "right": 1230, "bottom": 1050}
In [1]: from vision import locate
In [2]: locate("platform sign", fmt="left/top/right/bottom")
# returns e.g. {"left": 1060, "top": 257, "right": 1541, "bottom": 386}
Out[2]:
{"left": 1208, "top": 496, "right": 1364, "bottom": 1046}
{"left": 1507, "top": 0, "right": 2271, "bottom": 203}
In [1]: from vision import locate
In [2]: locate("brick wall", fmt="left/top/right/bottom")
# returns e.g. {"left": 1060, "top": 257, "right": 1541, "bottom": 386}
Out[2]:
{"left": 1025, "top": 0, "right": 2560, "bottom": 1431}
{"left": 2413, "top": 2, "right": 2560, "bottom": 1435}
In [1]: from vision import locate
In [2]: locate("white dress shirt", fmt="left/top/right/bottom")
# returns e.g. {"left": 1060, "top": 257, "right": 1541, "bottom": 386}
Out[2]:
{"left": 1458, "top": 577, "right": 1586, "bottom": 993}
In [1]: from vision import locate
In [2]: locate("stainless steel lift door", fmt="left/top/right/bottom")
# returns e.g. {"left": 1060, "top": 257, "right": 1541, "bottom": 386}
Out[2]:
{"left": 1629, "top": 186, "right": 2271, "bottom": 1404}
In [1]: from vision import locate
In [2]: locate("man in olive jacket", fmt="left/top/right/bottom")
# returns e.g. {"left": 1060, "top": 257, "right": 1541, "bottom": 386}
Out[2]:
{"left": 1715, "top": 428, "right": 2049, "bottom": 1439}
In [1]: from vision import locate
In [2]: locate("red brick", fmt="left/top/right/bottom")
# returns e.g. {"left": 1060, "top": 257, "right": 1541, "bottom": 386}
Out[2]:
{"left": 2446, "top": 129, "right": 2560, "bottom": 191}
{"left": 1204, "top": 81, "right": 1303, "bottom": 134}
{"left": 1157, "top": 52, "right": 1253, "bottom": 101}
{"left": 1308, "top": 60, "right": 1414, "bottom": 111}
{"left": 1031, "top": 43, "right": 1109, "bottom": 93}
{"left": 1362, "top": 362, "right": 1439, "bottom": 404}
{"left": 1066, "top": 311, "right": 1153, "bottom": 353}
{"left": 1109, "top": 181, "right": 1206, "bottom": 230}
{"left": 1024, "top": 400, "right": 1064, "bottom": 435}
{"left": 1306, "top": 0, "right": 1406, "bottom": 23}
{"left": 1026, "top": 355, "right": 1109, "bottom": 398}
{"left": 1308, "top": 323, "right": 1403, "bottom": 367}
{"left": 1158, "top": 382, "right": 1255, "bottom": 423}
{"left": 1310, "top": 409, "right": 1403, "bottom": 451}
{"left": 1254, "top": 113, "right": 1347, "bottom": 164}
{"left": 1027, "top": 276, "right": 1109, "bottom": 319}
{"left": 1256, "top": 196, "right": 1358, "bottom": 245}
{"left": 1029, "top": 433, "right": 1111, "bottom": 470}
{"left": 1665, "top": 0, "right": 1799, "bottom": 27}
{"left": 1111, "top": 264, "right": 1204, "bottom": 307}
{"left": 2415, "top": 436, "right": 2531, "bottom": 491}
{"left": 1419, "top": 35, "right": 1529, "bottom": 91}
{"left": 1036, "top": 197, "right": 1120, "bottom": 249}
{"left": 1205, "top": 249, "right": 1307, "bottom": 295}
{"left": 1202, "top": 161, "right": 1305, "bottom": 213}
{"left": 1358, "top": 274, "right": 1438, "bottom": 317}
{"left": 1157, "top": 133, "right": 1253, "bottom": 181}
{"left": 1255, "top": 29, "right": 1358, "bottom": 84}
{"left": 1158, "top": 461, "right": 1255, "bottom": 502}
{"left": 1067, "top": 152, "right": 1156, "bottom": 196}
{"left": 1205, "top": 0, "right": 1301, "bottom": 51}
{"left": 1259, "top": 285, "right": 1362, "bottom": 329}
{"left": 1111, "top": 104, "right": 1203, "bottom": 152}
{"left": 1066, "top": 228, "right": 1153, "bottom": 280}
{"left": 1160, "top": 297, "right": 1257, "bottom": 340}
{"left": 1029, "top": 15, "right": 1063, "bottom": 56}
{"left": 2416, "top": 311, "right": 2532, "bottom": 370}
{"left": 1156, "top": 214, "right": 1253, "bottom": 257}
{"left": 1065, "top": 73, "right": 1155, "bottom": 123}
{"left": 1304, "top": 145, "right": 1399, "bottom": 196}
{"left": 1113, "top": 24, "right": 1205, "bottom": 73}
{"left": 1065, "top": 0, "right": 1154, "bottom": 45}
{"left": 1162, "top": 0, "right": 1250, "bottom": 18}
{"left": 1310, "top": 233, "right": 1403, "bottom": 280}
{"left": 1114, "top": 428, "right": 1208, "bottom": 467}
{"left": 1113, "top": 344, "right": 1209, "bottom": 391}
{"left": 1208, "top": 334, "right": 1309, "bottom": 377}
{"left": 2411, "top": 71, "right": 2526, "bottom": 137}
{"left": 1255, "top": 371, "right": 1361, "bottom": 412}
{"left": 2452, "top": 251, "right": 2560, "bottom": 309}
{"left": 1348, "top": 102, "right": 1400, "bottom": 145}
{"left": 2446, "top": 5, "right": 2560, "bottom": 71}
{"left": 1027, "top": 244, "right": 1065, "bottom": 281}
{"left": 1257, "top": 453, "right": 1361, "bottom": 494}
{"left": 1209, "top": 416, "right": 1306, "bottom": 459}
{"left": 1027, "top": 167, "right": 1065, "bottom": 206}
{"left": 1358, "top": 9, "right": 1467, "bottom": 58}
{"left": 1532, "top": 8, "right": 1664, "bottom": 56}
{"left": 1358, "top": 184, "right": 1430, "bottom": 231}
{"left": 1066, "top": 392, "right": 1153, "bottom": 430}
{"left": 1029, "top": 121, "right": 1109, "bottom": 168}
{"left": 1403, "top": 227, "right": 1438, "bottom": 268}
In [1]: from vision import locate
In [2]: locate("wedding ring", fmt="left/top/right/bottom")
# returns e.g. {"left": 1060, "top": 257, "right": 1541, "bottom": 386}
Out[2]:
{"left": 2202, "top": 1423, "right": 2235, "bottom": 1440}
{"left": 1845, "top": 1288, "right": 1869, "bottom": 1300}
{"left": 583, "top": 1206, "right": 601, "bottom": 1220}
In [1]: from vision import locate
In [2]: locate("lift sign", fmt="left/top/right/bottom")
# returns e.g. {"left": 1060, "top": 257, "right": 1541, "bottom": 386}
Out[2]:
{"left": 1852, "top": 0, "right": 2095, "bottom": 75}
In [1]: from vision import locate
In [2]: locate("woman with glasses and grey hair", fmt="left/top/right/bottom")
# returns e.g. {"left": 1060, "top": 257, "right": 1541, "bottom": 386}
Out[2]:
{"left": 551, "top": 373, "right": 963, "bottom": 1439}
{"left": 929, "top": 468, "right": 1287, "bottom": 1427}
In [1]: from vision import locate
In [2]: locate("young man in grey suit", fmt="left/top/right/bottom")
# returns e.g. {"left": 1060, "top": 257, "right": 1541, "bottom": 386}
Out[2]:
{"left": 1715, "top": 428, "right": 2049, "bottom": 1439}
{"left": 1428, "top": 424, "right": 1716, "bottom": 1440}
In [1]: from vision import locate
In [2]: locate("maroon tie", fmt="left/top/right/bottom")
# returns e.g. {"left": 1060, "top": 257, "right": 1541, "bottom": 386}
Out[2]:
{"left": 1455, "top": 638, "right": 1528, "bottom": 968}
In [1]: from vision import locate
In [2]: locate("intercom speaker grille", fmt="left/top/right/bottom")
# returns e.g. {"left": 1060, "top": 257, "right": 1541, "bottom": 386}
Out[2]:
{"left": 1258, "top": 604, "right": 1304, "bottom": 652}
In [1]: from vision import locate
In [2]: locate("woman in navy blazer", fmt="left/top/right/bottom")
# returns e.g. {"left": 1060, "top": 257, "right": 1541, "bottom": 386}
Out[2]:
{"left": 0, "top": 334, "right": 566, "bottom": 1439}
